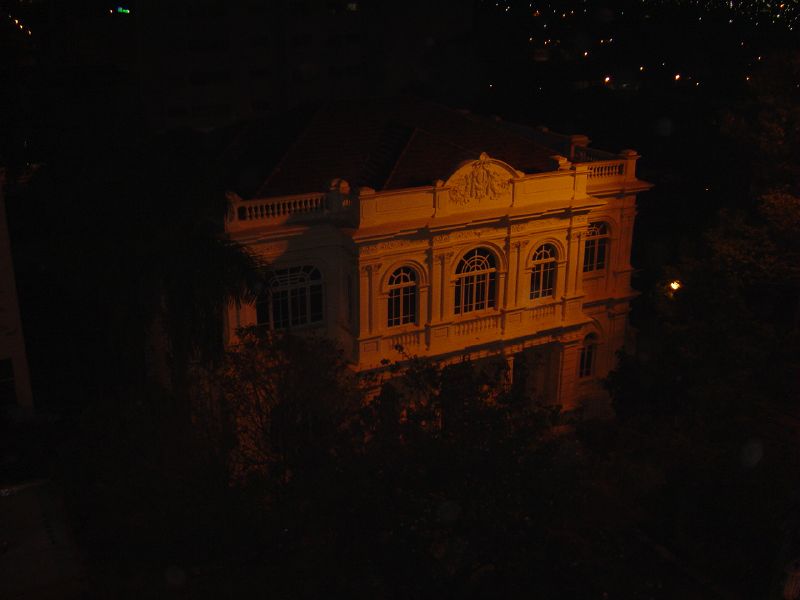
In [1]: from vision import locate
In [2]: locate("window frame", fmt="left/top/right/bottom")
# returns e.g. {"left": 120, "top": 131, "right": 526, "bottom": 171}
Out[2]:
{"left": 387, "top": 266, "right": 418, "bottom": 327}
{"left": 530, "top": 243, "right": 558, "bottom": 300}
{"left": 454, "top": 247, "right": 498, "bottom": 316}
{"left": 256, "top": 265, "right": 324, "bottom": 330}
{"left": 578, "top": 333, "right": 598, "bottom": 378}
{"left": 583, "top": 222, "right": 610, "bottom": 273}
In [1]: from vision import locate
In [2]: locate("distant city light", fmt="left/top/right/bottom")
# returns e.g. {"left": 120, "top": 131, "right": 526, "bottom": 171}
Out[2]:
{"left": 604, "top": 76, "right": 611, "bottom": 84}
{"left": 669, "top": 280, "right": 682, "bottom": 291}
{"left": 674, "top": 73, "right": 681, "bottom": 81}
{"left": 116, "top": 6, "right": 130, "bottom": 14}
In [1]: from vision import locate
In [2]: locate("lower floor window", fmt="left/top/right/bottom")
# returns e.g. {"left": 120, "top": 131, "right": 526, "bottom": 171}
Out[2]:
{"left": 256, "top": 266, "right": 323, "bottom": 329}
{"left": 387, "top": 267, "right": 417, "bottom": 327}
{"left": 578, "top": 334, "right": 598, "bottom": 378}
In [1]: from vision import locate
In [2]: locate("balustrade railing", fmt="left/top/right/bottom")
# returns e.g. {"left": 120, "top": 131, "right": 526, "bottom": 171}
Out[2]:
{"left": 453, "top": 314, "right": 501, "bottom": 337}
{"left": 230, "top": 192, "right": 328, "bottom": 225}
{"left": 530, "top": 303, "right": 557, "bottom": 321}
{"left": 386, "top": 330, "right": 422, "bottom": 351}
{"left": 585, "top": 160, "right": 626, "bottom": 185}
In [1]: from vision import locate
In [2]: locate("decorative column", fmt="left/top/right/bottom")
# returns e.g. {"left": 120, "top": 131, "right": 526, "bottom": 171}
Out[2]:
{"left": 432, "top": 250, "right": 454, "bottom": 321}
{"left": 510, "top": 238, "right": 529, "bottom": 308}
{"left": 562, "top": 216, "right": 588, "bottom": 321}
{"left": 358, "top": 263, "right": 381, "bottom": 336}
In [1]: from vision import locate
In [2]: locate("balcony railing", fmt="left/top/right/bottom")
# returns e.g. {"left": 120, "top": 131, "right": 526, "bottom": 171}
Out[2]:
{"left": 529, "top": 303, "right": 558, "bottom": 321}
{"left": 453, "top": 314, "right": 501, "bottom": 337}
{"left": 227, "top": 192, "right": 330, "bottom": 228}
{"left": 385, "top": 330, "right": 422, "bottom": 351}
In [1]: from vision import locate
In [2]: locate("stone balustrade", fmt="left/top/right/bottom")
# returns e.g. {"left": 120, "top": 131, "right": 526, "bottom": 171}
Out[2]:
{"left": 227, "top": 192, "right": 330, "bottom": 229}
{"left": 385, "top": 330, "right": 422, "bottom": 351}
{"left": 586, "top": 160, "right": 625, "bottom": 180}
{"left": 529, "top": 303, "right": 558, "bottom": 321}
{"left": 453, "top": 314, "right": 501, "bottom": 337}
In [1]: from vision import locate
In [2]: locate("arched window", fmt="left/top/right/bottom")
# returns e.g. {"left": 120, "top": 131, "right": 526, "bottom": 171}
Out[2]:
{"left": 530, "top": 243, "right": 557, "bottom": 299}
{"left": 579, "top": 333, "right": 598, "bottom": 378}
{"left": 583, "top": 222, "right": 609, "bottom": 272}
{"left": 454, "top": 247, "right": 497, "bottom": 315}
{"left": 256, "top": 266, "right": 323, "bottom": 330}
{"left": 387, "top": 267, "right": 417, "bottom": 327}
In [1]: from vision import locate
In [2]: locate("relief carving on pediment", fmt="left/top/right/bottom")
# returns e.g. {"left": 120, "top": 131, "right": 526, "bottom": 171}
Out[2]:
{"left": 447, "top": 153, "right": 514, "bottom": 208}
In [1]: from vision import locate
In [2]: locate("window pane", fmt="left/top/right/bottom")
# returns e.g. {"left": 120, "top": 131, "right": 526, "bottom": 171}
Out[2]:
{"left": 542, "top": 262, "right": 555, "bottom": 296}
{"left": 402, "top": 286, "right": 414, "bottom": 324}
{"left": 290, "top": 287, "right": 307, "bottom": 325}
{"left": 475, "top": 275, "right": 486, "bottom": 310}
{"left": 531, "top": 265, "right": 542, "bottom": 298}
{"left": 596, "top": 238, "right": 607, "bottom": 270}
{"left": 273, "top": 289, "right": 290, "bottom": 329}
{"left": 487, "top": 272, "right": 496, "bottom": 308}
{"left": 583, "top": 239, "right": 596, "bottom": 272}
{"left": 455, "top": 279, "right": 462, "bottom": 314}
{"left": 309, "top": 284, "right": 323, "bottom": 322}
{"left": 388, "top": 289, "right": 400, "bottom": 326}
{"left": 464, "top": 277, "right": 475, "bottom": 313}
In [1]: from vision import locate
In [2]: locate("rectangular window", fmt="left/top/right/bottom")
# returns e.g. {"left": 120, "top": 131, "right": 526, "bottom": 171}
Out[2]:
{"left": 464, "top": 277, "right": 475, "bottom": 312}
{"left": 388, "top": 290, "right": 401, "bottom": 326}
{"left": 273, "top": 290, "right": 290, "bottom": 329}
{"left": 596, "top": 238, "right": 607, "bottom": 269}
{"left": 402, "top": 286, "right": 415, "bottom": 324}
{"left": 290, "top": 287, "right": 307, "bottom": 326}
{"left": 583, "top": 239, "right": 596, "bottom": 272}
{"left": 579, "top": 345, "right": 595, "bottom": 378}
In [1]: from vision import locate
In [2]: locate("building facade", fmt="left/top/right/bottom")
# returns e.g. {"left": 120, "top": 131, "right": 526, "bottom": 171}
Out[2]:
{"left": 223, "top": 103, "right": 651, "bottom": 414}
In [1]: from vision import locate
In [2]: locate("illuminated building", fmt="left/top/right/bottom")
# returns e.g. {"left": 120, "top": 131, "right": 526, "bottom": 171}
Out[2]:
{"left": 223, "top": 100, "right": 651, "bottom": 415}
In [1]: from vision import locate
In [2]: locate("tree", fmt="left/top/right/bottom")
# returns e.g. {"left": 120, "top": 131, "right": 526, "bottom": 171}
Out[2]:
{"left": 197, "top": 327, "right": 362, "bottom": 487}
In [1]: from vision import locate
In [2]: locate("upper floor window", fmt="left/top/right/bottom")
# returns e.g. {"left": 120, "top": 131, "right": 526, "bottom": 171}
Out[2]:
{"left": 579, "top": 333, "right": 598, "bottom": 378}
{"left": 387, "top": 267, "right": 417, "bottom": 327}
{"left": 530, "top": 243, "right": 558, "bottom": 299}
{"left": 256, "top": 266, "right": 323, "bottom": 330}
{"left": 455, "top": 248, "right": 497, "bottom": 315}
{"left": 583, "top": 222, "right": 609, "bottom": 272}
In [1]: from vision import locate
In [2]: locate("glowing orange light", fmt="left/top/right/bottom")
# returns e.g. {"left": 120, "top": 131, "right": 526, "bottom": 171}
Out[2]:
{"left": 639, "top": 66, "right": 644, "bottom": 71}
{"left": 583, "top": 51, "right": 589, "bottom": 57}
{"left": 669, "top": 280, "right": 681, "bottom": 291}
{"left": 674, "top": 73, "right": 681, "bottom": 81}
{"left": 604, "top": 76, "right": 611, "bottom": 83}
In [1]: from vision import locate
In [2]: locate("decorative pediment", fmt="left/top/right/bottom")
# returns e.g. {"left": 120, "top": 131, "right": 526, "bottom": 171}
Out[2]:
{"left": 444, "top": 153, "right": 519, "bottom": 208}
